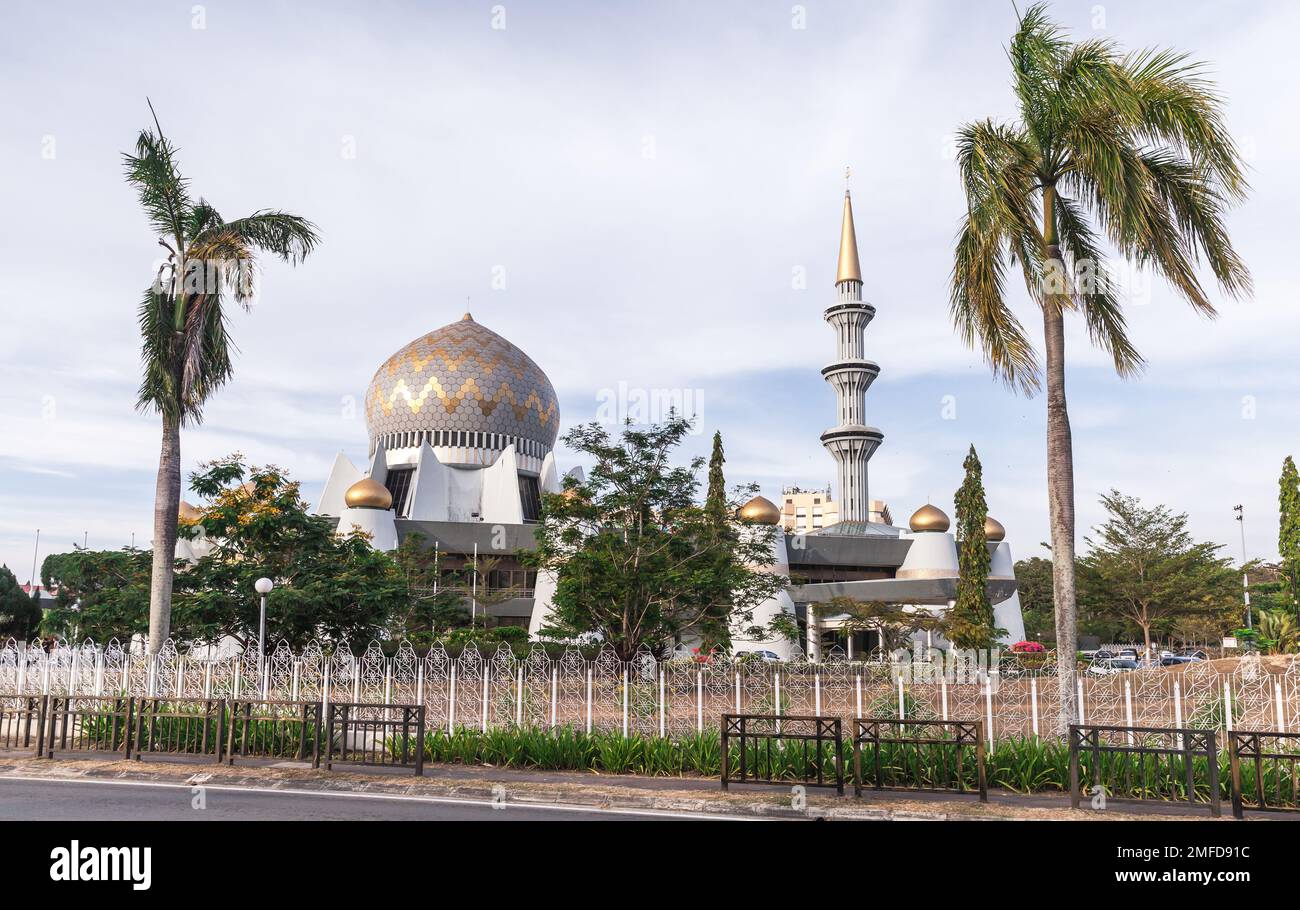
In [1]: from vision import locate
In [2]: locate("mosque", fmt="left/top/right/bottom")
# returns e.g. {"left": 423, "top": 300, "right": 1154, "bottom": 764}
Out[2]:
{"left": 189, "top": 186, "right": 1027, "bottom": 657}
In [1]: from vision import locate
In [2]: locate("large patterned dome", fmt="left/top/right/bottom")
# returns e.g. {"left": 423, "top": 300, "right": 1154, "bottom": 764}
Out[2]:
{"left": 364, "top": 314, "right": 559, "bottom": 467}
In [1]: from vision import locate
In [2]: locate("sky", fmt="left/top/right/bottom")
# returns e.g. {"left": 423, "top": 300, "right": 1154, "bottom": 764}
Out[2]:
{"left": 1, "top": 0, "right": 1297, "bottom": 585}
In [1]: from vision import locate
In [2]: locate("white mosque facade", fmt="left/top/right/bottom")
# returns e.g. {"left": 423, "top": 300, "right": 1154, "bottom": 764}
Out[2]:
{"left": 184, "top": 187, "right": 1027, "bottom": 656}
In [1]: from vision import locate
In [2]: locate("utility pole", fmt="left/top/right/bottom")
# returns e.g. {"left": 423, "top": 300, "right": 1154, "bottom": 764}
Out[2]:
{"left": 30, "top": 529, "right": 40, "bottom": 593}
{"left": 1234, "top": 504, "right": 1251, "bottom": 629}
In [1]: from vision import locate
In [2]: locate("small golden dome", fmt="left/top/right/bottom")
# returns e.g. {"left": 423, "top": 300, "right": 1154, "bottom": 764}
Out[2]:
{"left": 909, "top": 504, "right": 950, "bottom": 533}
{"left": 178, "top": 501, "right": 202, "bottom": 522}
{"left": 984, "top": 515, "right": 1006, "bottom": 542}
{"left": 345, "top": 477, "right": 393, "bottom": 510}
{"left": 738, "top": 496, "right": 782, "bottom": 525}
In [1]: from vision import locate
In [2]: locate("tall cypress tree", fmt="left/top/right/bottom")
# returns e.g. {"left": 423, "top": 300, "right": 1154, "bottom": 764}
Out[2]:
{"left": 948, "top": 445, "right": 999, "bottom": 650}
{"left": 1280, "top": 455, "right": 1300, "bottom": 613}
{"left": 705, "top": 430, "right": 728, "bottom": 529}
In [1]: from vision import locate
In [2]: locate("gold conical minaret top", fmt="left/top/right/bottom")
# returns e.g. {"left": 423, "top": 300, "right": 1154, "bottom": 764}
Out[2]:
{"left": 835, "top": 186, "right": 862, "bottom": 285}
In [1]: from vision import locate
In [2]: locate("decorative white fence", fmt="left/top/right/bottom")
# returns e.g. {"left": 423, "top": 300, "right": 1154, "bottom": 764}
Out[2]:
{"left": 2, "top": 638, "right": 1297, "bottom": 743}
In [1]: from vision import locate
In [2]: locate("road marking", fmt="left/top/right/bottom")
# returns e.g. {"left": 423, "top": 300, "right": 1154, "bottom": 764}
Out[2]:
{"left": 0, "top": 775, "right": 760, "bottom": 821}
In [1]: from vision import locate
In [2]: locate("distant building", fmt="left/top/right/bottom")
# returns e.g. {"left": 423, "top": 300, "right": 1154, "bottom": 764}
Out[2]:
{"left": 779, "top": 487, "right": 891, "bottom": 533}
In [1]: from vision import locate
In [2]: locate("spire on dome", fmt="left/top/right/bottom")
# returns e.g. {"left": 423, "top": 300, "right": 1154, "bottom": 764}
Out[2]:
{"left": 835, "top": 180, "right": 862, "bottom": 285}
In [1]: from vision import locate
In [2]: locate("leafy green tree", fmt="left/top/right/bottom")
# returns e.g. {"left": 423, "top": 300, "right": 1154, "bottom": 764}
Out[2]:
{"left": 1077, "top": 490, "right": 1240, "bottom": 653}
{"left": 40, "top": 549, "right": 152, "bottom": 642}
{"left": 176, "top": 456, "right": 402, "bottom": 648}
{"left": 948, "top": 445, "right": 1002, "bottom": 649}
{"left": 391, "top": 533, "right": 472, "bottom": 644}
{"left": 1279, "top": 456, "right": 1300, "bottom": 613}
{"left": 705, "top": 430, "right": 728, "bottom": 529}
{"left": 0, "top": 565, "right": 43, "bottom": 640}
{"left": 124, "top": 102, "right": 320, "bottom": 654}
{"left": 1013, "top": 555, "right": 1055, "bottom": 644}
{"left": 526, "top": 415, "right": 785, "bottom": 659}
{"left": 949, "top": 5, "right": 1250, "bottom": 730}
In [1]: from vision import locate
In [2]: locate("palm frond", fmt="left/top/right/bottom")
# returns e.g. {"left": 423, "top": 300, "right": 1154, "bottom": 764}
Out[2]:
{"left": 122, "top": 129, "right": 190, "bottom": 242}
{"left": 1124, "top": 47, "right": 1249, "bottom": 201}
{"left": 213, "top": 211, "right": 320, "bottom": 265}
{"left": 1053, "top": 192, "right": 1144, "bottom": 376}
{"left": 949, "top": 120, "right": 1044, "bottom": 393}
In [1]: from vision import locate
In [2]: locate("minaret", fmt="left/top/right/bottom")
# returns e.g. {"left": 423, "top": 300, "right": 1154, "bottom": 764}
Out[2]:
{"left": 820, "top": 181, "right": 884, "bottom": 523}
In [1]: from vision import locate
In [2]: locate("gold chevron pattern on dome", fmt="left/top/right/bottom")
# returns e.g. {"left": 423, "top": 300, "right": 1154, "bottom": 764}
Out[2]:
{"left": 364, "top": 314, "right": 560, "bottom": 453}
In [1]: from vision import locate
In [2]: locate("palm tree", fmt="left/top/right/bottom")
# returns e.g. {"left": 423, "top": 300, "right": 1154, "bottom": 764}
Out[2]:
{"left": 950, "top": 5, "right": 1249, "bottom": 732}
{"left": 124, "top": 102, "right": 319, "bottom": 653}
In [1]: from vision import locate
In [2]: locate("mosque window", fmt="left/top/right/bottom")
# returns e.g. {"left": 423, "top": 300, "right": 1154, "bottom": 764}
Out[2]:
{"left": 384, "top": 467, "right": 415, "bottom": 516}
{"left": 518, "top": 474, "right": 542, "bottom": 522}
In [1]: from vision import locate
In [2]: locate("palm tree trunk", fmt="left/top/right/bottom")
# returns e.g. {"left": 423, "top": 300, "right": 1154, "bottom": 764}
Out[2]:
{"left": 1041, "top": 185, "right": 1079, "bottom": 735}
{"left": 1043, "top": 293, "right": 1079, "bottom": 734}
{"left": 147, "top": 415, "right": 181, "bottom": 654}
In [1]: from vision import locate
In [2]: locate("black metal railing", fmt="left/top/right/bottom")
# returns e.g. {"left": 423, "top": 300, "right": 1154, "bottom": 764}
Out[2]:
{"left": 1228, "top": 730, "right": 1300, "bottom": 818}
{"left": 226, "top": 700, "right": 321, "bottom": 768}
{"left": 1069, "top": 724, "right": 1221, "bottom": 817}
{"left": 133, "top": 697, "right": 225, "bottom": 763}
{"left": 325, "top": 703, "right": 424, "bottom": 776}
{"left": 0, "top": 695, "right": 47, "bottom": 754}
{"left": 853, "top": 718, "right": 987, "bottom": 801}
{"left": 43, "top": 696, "right": 134, "bottom": 759}
{"left": 720, "top": 714, "right": 844, "bottom": 795}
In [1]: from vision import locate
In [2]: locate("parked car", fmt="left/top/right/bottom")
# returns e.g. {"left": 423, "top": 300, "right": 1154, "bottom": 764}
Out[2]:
{"left": 1088, "top": 658, "right": 1141, "bottom": 676}
{"left": 736, "top": 649, "right": 782, "bottom": 662}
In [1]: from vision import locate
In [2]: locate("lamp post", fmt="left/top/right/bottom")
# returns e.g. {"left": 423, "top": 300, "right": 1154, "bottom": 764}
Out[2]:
{"left": 1234, "top": 505, "right": 1250, "bottom": 630}
{"left": 254, "top": 577, "right": 274, "bottom": 663}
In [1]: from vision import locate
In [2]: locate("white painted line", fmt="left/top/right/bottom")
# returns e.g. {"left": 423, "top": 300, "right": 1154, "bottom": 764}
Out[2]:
{"left": 0, "top": 774, "right": 760, "bottom": 821}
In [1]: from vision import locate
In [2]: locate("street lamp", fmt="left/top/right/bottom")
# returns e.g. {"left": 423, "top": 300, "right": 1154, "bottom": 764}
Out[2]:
{"left": 1234, "top": 505, "right": 1251, "bottom": 630}
{"left": 254, "top": 577, "right": 274, "bottom": 663}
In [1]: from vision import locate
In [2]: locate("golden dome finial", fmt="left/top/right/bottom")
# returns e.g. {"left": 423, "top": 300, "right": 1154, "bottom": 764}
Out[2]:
{"left": 462, "top": 312, "right": 473, "bottom": 322}
{"left": 836, "top": 180, "right": 862, "bottom": 285}
{"left": 738, "top": 495, "right": 782, "bottom": 525}
{"left": 984, "top": 515, "right": 1006, "bottom": 542}
{"left": 345, "top": 477, "right": 393, "bottom": 510}
{"left": 909, "top": 503, "right": 950, "bottom": 533}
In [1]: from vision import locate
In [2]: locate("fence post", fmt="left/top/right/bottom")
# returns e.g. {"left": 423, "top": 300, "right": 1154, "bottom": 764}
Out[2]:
{"left": 1275, "top": 683, "right": 1286, "bottom": 732}
{"left": 1228, "top": 732, "right": 1244, "bottom": 819}
{"left": 1124, "top": 678, "right": 1134, "bottom": 745}
{"left": 898, "top": 676, "right": 905, "bottom": 721}
{"left": 586, "top": 666, "right": 593, "bottom": 734}
{"left": 855, "top": 673, "right": 862, "bottom": 719}
{"left": 814, "top": 671, "right": 822, "bottom": 716}
{"left": 657, "top": 667, "right": 665, "bottom": 737}
{"left": 414, "top": 706, "right": 425, "bottom": 777}
{"left": 1067, "top": 725, "right": 1080, "bottom": 809}
{"left": 734, "top": 670, "right": 741, "bottom": 714}
{"left": 447, "top": 664, "right": 456, "bottom": 734}
{"left": 551, "top": 666, "right": 558, "bottom": 729}
{"left": 720, "top": 715, "right": 730, "bottom": 790}
{"left": 481, "top": 664, "right": 489, "bottom": 734}
{"left": 1173, "top": 679, "right": 1183, "bottom": 728}
{"left": 1205, "top": 729, "right": 1222, "bottom": 818}
{"left": 515, "top": 666, "right": 524, "bottom": 728}
{"left": 1224, "top": 684, "right": 1234, "bottom": 734}
{"left": 1030, "top": 677, "right": 1039, "bottom": 737}
{"left": 696, "top": 669, "right": 703, "bottom": 733}
{"left": 975, "top": 721, "right": 988, "bottom": 802}
{"left": 622, "top": 667, "right": 629, "bottom": 737}
{"left": 1076, "top": 677, "right": 1086, "bottom": 724}
{"left": 984, "top": 679, "right": 994, "bottom": 744}
{"left": 774, "top": 670, "right": 781, "bottom": 725}
{"left": 416, "top": 661, "right": 424, "bottom": 707}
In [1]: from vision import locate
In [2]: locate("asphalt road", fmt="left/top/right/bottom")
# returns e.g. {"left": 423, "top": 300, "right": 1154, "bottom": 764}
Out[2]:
{"left": 0, "top": 777, "right": 708, "bottom": 821}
